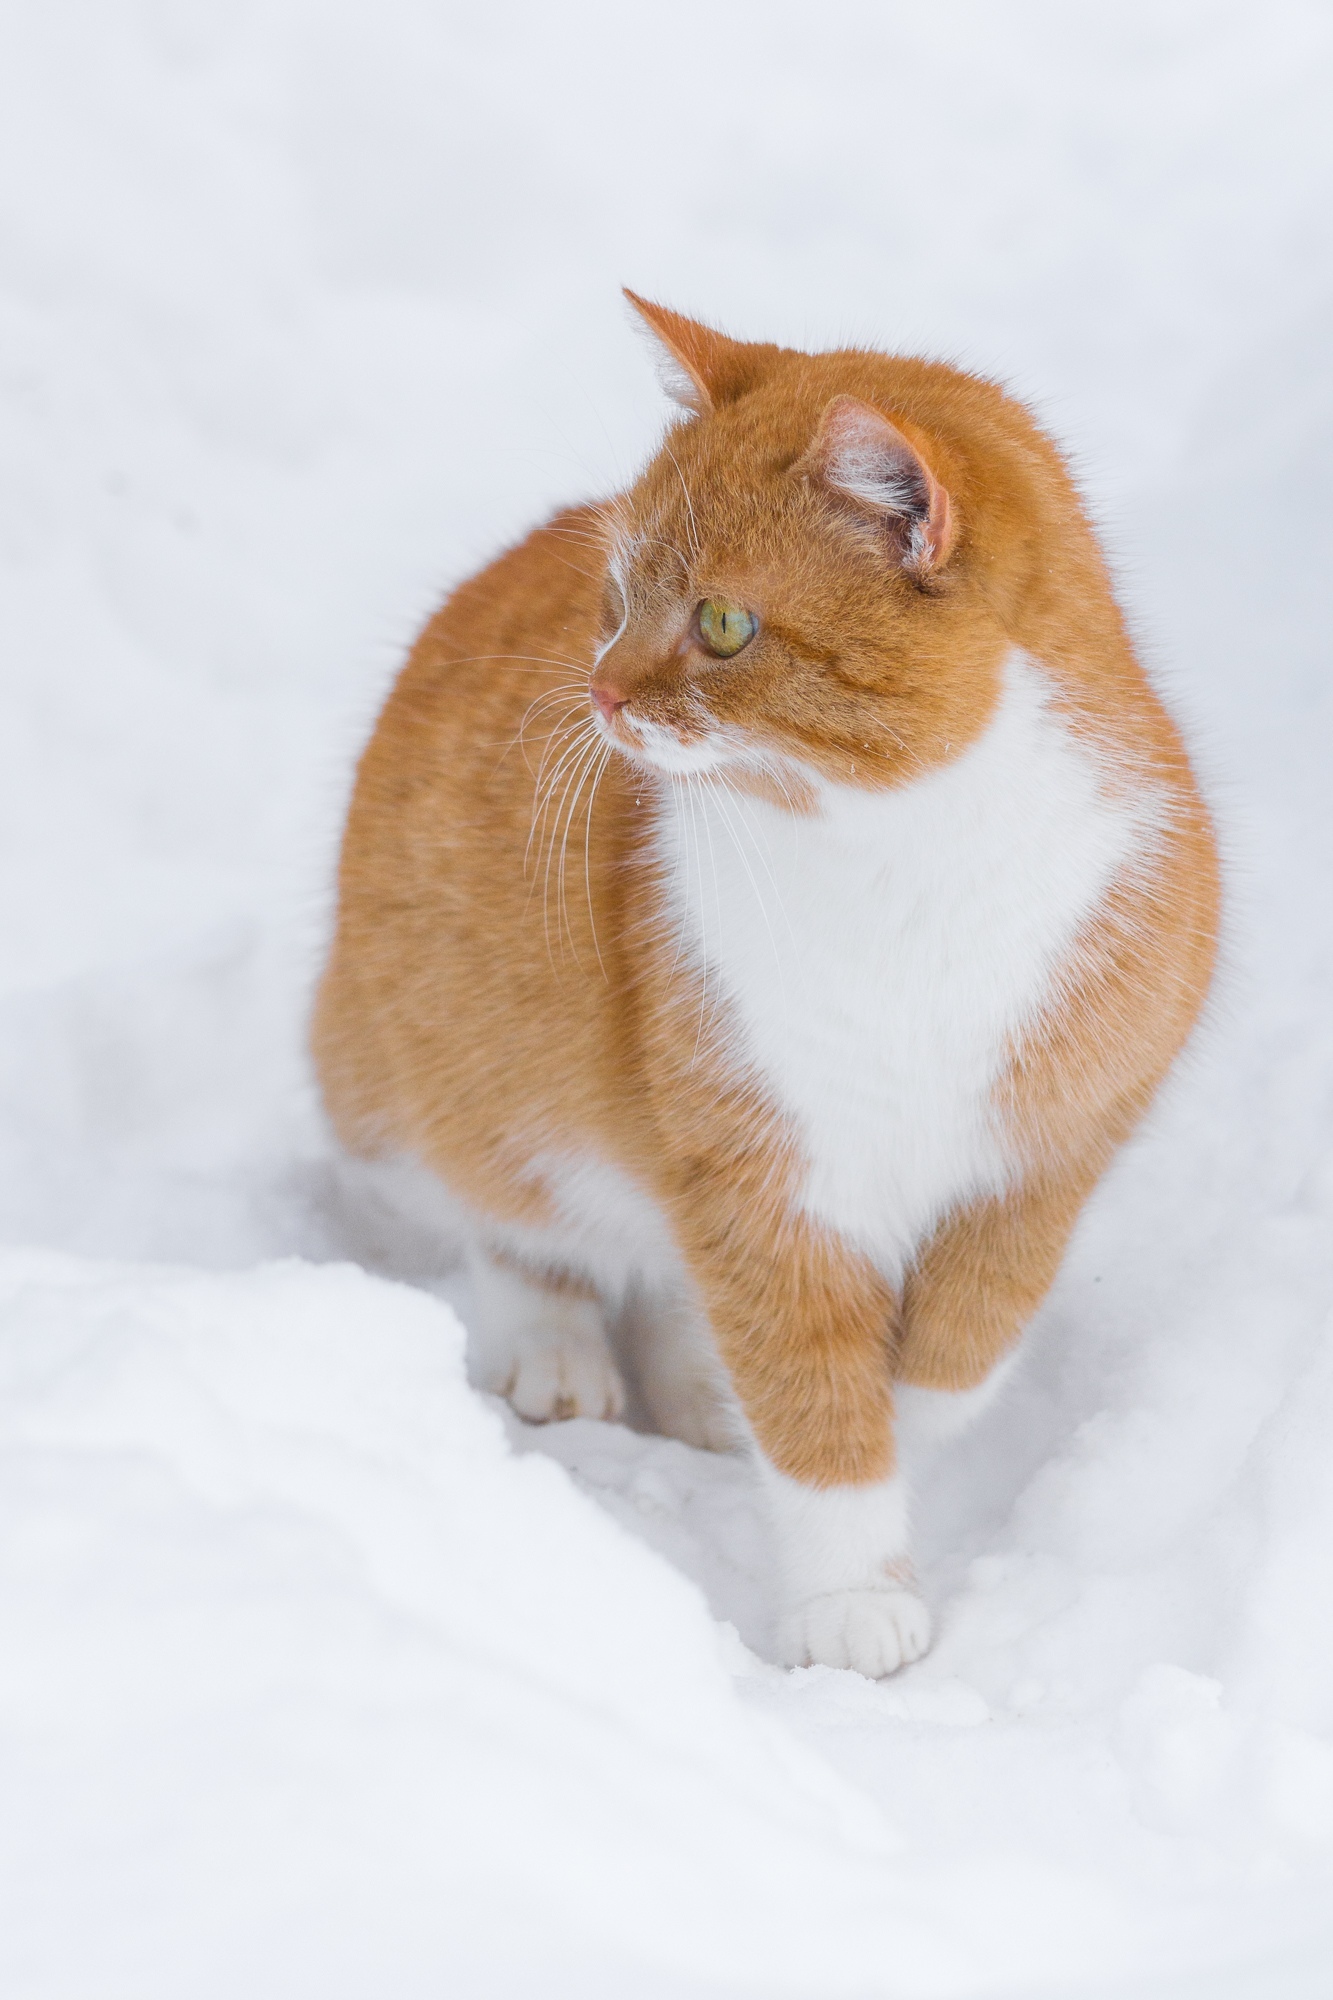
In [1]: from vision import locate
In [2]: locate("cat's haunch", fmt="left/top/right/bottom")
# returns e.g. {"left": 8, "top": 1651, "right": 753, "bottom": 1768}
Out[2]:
{"left": 313, "top": 298, "right": 1219, "bottom": 1680}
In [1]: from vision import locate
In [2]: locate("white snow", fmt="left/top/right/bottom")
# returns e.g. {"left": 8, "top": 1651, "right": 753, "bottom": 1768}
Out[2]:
{"left": 2, "top": 3, "right": 1333, "bottom": 1994}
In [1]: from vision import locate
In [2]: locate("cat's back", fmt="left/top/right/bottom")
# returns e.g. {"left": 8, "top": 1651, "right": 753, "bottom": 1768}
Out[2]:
{"left": 352, "top": 503, "right": 607, "bottom": 827}
{"left": 314, "top": 504, "right": 639, "bottom": 1167}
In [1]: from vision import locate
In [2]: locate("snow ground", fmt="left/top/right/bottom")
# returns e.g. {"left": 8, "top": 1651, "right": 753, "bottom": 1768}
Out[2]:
{"left": 2, "top": 2, "right": 1333, "bottom": 1993}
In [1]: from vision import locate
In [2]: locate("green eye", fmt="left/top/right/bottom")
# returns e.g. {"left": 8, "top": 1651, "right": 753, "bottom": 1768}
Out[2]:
{"left": 697, "top": 599, "right": 757, "bottom": 658}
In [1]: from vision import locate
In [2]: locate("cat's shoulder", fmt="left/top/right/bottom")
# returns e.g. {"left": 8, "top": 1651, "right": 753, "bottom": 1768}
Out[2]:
{"left": 416, "top": 503, "right": 605, "bottom": 669}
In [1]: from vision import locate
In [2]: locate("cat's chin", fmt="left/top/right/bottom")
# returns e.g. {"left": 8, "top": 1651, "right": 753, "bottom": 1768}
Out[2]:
{"left": 599, "top": 713, "right": 817, "bottom": 801}
{"left": 597, "top": 712, "right": 731, "bottom": 778}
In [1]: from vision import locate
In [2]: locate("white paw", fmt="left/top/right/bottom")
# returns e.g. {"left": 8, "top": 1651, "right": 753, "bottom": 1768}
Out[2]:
{"left": 502, "top": 1333, "right": 625, "bottom": 1424}
{"left": 467, "top": 1258, "right": 625, "bottom": 1424}
{"left": 778, "top": 1586, "right": 932, "bottom": 1678}
{"left": 652, "top": 1373, "right": 739, "bottom": 1454}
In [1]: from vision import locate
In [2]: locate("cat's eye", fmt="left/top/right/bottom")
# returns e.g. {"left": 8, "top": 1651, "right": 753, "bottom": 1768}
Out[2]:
{"left": 697, "top": 599, "right": 757, "bottom": 658}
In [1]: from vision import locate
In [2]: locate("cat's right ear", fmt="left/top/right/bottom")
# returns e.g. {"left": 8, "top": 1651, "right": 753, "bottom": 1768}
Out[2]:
{"left": 796, "top": 395, "right": 956, "bottom": 577}
{"left": 623, "top": 291, "right": 770, "bottom": 415}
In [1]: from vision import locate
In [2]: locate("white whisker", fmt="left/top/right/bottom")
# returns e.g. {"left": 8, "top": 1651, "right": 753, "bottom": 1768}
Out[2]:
{"left": 661, "top": 442, "right": 702, "bottom": 563}
{"left": 581, "top": 743, "right": 614, "bottom": 979}
{"left": 527, "top": 716, "right": 601, "bottom": 913}
{"left": 704, "top": 774, "right": 788, "bottom": 996}
{"left": 693, "top": 770, "right": 724, "bottom": 1067}
{"left": 547, "top": 727, "right": 608, "bottom": 965}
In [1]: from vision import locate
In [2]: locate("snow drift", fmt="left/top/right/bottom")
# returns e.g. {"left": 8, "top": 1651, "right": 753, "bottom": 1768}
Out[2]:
{"left": 2, "top": 2, "right": 1333, "bottom": 1993}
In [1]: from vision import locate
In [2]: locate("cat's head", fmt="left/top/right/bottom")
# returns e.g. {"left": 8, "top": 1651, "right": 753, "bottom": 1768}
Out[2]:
{"left": 588, "top": 294, "right": 1052, "bottom": 804}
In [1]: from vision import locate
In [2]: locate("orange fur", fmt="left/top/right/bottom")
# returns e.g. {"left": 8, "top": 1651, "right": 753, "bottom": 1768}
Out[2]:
{"left": 313, "top": 300, "right": 1219, "bottom": 1507}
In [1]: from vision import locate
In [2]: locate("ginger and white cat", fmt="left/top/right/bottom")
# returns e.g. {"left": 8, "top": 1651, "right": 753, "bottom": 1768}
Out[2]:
{"left": 313, "top": 297, "right": 1218, "bottom": 1678}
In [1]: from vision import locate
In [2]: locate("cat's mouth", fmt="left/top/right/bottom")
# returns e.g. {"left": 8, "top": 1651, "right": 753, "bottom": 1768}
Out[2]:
{"left": 592, "top": 706, "right": 729, "bottom": 777}
{"left": 594, "top": 703, "right": 823, "bottom": 815}
{"left": 591, "top": 693, "right": 819, "bottom": 807}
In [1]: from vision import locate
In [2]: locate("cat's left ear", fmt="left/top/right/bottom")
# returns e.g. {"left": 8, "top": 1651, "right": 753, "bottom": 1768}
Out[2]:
{"left": 623, "top": 290, "right": 775, "bottom": 415}
{"left": 796, "top": 395, "right": 955, "bottom": 575}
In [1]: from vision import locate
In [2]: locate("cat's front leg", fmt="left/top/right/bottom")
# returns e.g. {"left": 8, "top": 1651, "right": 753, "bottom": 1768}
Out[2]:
{"left": 685, "top": 1215, "right": 930, "bottom": 1677}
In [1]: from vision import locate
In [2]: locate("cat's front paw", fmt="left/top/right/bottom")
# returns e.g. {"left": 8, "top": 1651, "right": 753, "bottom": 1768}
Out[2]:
{"left": 778, "top": 1586, "right": 932, "bottom": 1678}
{"left": 502, "top": 1333, "right": 625, "bottom": 1424}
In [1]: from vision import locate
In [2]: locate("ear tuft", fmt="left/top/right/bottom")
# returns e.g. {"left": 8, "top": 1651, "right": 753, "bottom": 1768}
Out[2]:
{"left": 797, "top": 395, "right": 955, "bottom": 574}
{"left": 622, "top": 290, "right": 775, "bottom": 415}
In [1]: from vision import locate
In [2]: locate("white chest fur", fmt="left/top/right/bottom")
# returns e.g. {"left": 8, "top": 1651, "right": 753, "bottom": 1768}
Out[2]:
{"left": 655, "top": 651, "right": 1155, "bottom": 1279}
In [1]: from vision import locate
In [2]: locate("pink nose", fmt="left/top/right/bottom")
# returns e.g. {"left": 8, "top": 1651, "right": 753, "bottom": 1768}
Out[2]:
{"left": 591, "top": 685, "right": 625, "bottom": 723}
